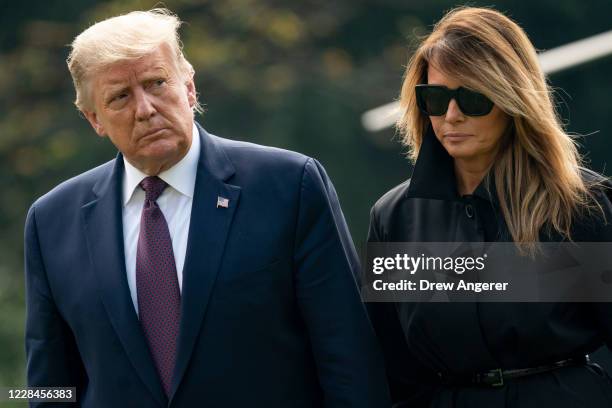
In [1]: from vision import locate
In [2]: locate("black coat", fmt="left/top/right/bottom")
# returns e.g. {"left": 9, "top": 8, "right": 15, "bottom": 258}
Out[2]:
{"left": 367, "top": 127, "right": 612, "bottom": 408}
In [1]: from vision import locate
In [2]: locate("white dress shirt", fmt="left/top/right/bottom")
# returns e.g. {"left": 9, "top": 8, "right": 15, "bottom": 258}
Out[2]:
{"left": 122, "top": 123, "right": 200, "bottom": 315}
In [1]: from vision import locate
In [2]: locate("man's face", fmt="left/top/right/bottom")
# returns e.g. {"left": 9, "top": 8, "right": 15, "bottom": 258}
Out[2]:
{"left": 83, "top": 44, "right": 196, "bottom": 175}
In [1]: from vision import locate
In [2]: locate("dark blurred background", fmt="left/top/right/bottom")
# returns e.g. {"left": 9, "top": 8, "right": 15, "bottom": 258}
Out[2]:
{"left": 1, "top": 0, "right": 610, "bottom": 404}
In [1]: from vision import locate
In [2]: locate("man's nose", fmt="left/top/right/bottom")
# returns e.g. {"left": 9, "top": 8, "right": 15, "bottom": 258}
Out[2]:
{"left": 445, "top": 98, "right": 465, "bottom": 123}
{"left": 134, "top": 88, "right": 156, "bottom": 121}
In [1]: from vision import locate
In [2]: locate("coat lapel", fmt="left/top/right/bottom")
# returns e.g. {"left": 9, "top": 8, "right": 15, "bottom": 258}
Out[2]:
{"left": 169, "top": 125, "right": 241, "bottom": 402}
{"left": 81, "top": 157, "right": 167, "bottom": 407}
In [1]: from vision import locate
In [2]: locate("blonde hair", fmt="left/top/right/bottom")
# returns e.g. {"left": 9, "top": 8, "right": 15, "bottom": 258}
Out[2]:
{"left": 398, "top": 6, "right": 603, "bottom": 253}
{"left": 67, "top": 8, "right": 202, "bottom": 113}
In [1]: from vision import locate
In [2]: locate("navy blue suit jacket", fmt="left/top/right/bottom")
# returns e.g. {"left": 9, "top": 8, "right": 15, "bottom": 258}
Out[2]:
{"left": 25, "top": 124, "right": 391, "bottom": 407}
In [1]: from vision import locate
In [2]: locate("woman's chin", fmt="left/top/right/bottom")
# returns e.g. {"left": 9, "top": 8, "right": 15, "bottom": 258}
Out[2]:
{"left": 442, "top": 143, "right": 477, "bottom": 160}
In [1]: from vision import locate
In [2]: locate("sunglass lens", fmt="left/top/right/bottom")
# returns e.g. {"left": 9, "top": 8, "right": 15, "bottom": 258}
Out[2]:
{"left": 419, "top": 87, "right": 450, "bottom": 116}
{"left": 457, "top": 88, "right": 494, "bottom": 116}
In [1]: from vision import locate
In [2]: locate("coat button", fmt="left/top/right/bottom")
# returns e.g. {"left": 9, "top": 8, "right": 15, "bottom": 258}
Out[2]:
{"left": 465, "top": 204, "right": 474, "bottom": 219}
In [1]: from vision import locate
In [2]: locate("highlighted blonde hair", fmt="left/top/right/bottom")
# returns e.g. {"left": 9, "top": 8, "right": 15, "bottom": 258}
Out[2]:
{"left": 398, "top": 6, "right": 604, "bottom": 252}
{"left": 67, "top": 8, "right": 202, "bottom": 113}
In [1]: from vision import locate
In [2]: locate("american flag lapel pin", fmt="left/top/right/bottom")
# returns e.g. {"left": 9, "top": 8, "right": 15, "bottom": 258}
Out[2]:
{"left": 216, "top": 196, "right": 230, "bottom": 208}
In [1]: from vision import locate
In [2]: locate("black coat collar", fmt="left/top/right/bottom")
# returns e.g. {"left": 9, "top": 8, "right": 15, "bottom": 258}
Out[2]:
{"left": 405, "top": 125, "right": 498, "bottom": 205}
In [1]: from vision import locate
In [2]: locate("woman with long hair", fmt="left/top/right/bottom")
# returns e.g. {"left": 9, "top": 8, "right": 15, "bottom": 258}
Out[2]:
{"left": 368, "top": 6, "right": 612, "bottom": 407}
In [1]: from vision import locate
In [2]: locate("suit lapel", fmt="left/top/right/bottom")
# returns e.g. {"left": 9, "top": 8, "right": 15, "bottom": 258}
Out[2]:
{"left": 81, "top": 157, "right": 167, "bottom": 407}
{"left": 169, "top": 125, "right": 241, "bottom": 401}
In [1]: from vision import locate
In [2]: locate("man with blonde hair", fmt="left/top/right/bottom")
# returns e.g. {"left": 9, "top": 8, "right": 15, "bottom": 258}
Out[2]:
{"left": 24, "top": 9, "right": 390, "bottom": 408}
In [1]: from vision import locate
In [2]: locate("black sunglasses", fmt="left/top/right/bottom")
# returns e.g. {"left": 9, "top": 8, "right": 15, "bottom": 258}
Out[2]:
{"left": 415, "top": 84, "right": 494, "bottom": 117}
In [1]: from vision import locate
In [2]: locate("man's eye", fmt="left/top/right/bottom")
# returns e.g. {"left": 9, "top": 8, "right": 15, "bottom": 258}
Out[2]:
{"left": 153, "top": 79, "right": 166, "bottom": 87}
{"left": 111, "top": 93, "right": 127, "bottom": 102}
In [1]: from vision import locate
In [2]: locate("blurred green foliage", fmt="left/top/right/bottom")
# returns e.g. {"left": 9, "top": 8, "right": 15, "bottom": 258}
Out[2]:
{"left": 1, "top": 0, "right": 611, "bottom": 398}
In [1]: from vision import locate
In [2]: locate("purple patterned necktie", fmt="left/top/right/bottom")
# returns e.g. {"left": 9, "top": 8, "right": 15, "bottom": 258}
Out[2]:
{"left": 136, "top": 176, "right": 181, "bottom": 397}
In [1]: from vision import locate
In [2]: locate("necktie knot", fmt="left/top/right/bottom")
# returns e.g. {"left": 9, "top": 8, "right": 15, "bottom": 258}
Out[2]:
{"left": 140, "top": 176, "right": 167, "bottom": 202}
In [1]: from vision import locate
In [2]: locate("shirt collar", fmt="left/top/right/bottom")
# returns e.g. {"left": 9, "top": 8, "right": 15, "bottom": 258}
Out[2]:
{"left": 406, "top": 125, "right": 497, "bottom": 204}
{"left": 122, "top": 123, "right": 200, "bottom": 206}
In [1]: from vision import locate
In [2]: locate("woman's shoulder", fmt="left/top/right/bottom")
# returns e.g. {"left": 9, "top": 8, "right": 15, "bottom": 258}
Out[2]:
{"left": 371, "top": 178, "right": 412, "bottom": 217}
{"left": 369, "top": 179, "right": 412, "bottom": 241}
{"left": 579, "top": 167, "right": 612, "bottom": 202}
{"left": 571, "top": 168, "right": 612, "bottom": 240}
{"left": 580, "top": 167, "right": 610, "bottom": 185}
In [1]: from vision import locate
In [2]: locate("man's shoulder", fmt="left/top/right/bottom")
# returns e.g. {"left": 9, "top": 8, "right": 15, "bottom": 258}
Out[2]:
{"left": 31, "top": 159, "right": 115, "bottom": 210}
{"left": 209, "top": 134, "right": 309, "bottom": 165}
{"left": 208, "top": 132, "right": 312, "bottom": 172}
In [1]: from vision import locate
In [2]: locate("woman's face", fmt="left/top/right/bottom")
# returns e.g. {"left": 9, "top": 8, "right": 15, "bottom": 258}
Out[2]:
{"left": 427, "top": 65, "right": 510, "bottom": 165}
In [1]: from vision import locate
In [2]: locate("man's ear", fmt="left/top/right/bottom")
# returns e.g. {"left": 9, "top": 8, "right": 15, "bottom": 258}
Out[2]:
{"left": 82, "top": 110, "right": 107, "bottom": 137}
{"left": 186, "top": 77, "right": 197, "bottom": 108}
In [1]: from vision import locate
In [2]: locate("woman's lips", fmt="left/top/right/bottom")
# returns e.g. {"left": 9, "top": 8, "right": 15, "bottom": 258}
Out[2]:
{"left": 444, "top": 132, "right": 472, "bottom": 141}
